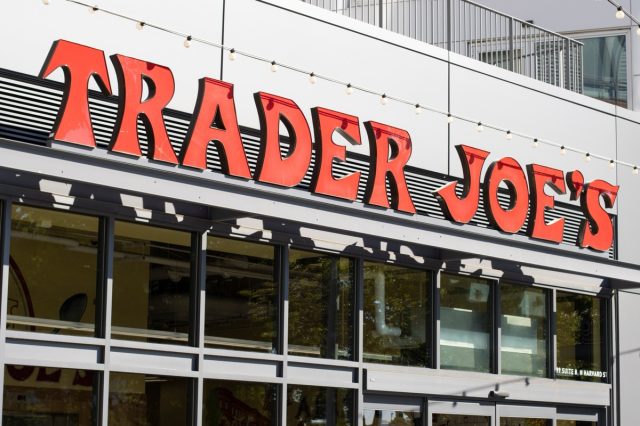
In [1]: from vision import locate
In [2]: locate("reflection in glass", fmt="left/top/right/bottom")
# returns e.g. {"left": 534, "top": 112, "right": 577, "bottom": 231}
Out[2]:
{"left": 203, "top": 379, "right": 278, "bottom": 425}
{"left": 501, "top": 283, "right": 548, "bottom": 377}
{"left": 556, "top": 292, "right": 607, "bottom": 382}
{"left": 108, "top": 372, "right": 190, "bottom": 425}
{"left": 8, "top": 205, "right": 99, "bottom": 336}
{"left": 112, "top": 222, "right": 192, "bottom": 345}
{"left": 3, "top": 364, "right": 97, "bottom": 425}
{"left": 363, "top": 409, "right": 421, "bottom": 425}
{"left": 440, "top": 273, "right": 492, "bottom": 372}
{"left": 557, "top": 421, "right": 597, "bottom": 426}
{"left": 432, "top": 414, "right": 490, "bottom": 426}
{"left": 205, "top": 237, "right": 278, "bottom": 353}
{"left": 286, "top": 385, "right": 353, "bottom": 425}
{"left": 501, "top": 419, "right": 552, "bottom": 426}
{"left": 289, "top": 250, "right": 355, "bottom": 360}
{"left": 580, "top": 35, "right": 627, "bottom": 107}
{"left": 363, "top": 262, "right": 430, "bottom": 366}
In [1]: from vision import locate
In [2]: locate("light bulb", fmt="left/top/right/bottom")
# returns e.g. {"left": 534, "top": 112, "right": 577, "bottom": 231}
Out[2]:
{"left": 380, "top": 94, "right": 388, "bottom": 105}
{"left": 270, "top": 61, "right": 278, "bottom": 72}
{"left": 633, "top": 166, "right": 639, "bottom": 175}
{"left": 560, "top": 146, "right": 567, "bottom": 155}
{"left": 609, "top": 160, "right": 616, "bottom": 169}
{"left": 585, "top": 153, "right": 591, "bottom": 162}
{"left": 415, "top": 104, "right": 422, "bottom": 115}
{"left": 616, "top": 6, "right": 625, "bottom": 19}
{"left": 345, "top": 83, "right": 353, "bottom": 95}
{"left": 477, "top": 122, "right": 484, "bottom": 132}
{"left": 183, "top": 36, "right": 192, "bottom": 48}
{"left": 447, "top": 114, "right": 454, "bottom": 123}
{"left": 309, "top": 72, "right": 317, "bottom": 84}
{"left": 229, "top": 49, "right": 236, "bottom": 61}
{"left": 533, "top": 138, "right": 539, "bottom": 148}
{"left": 506, "top": 130, "right": 512, "bottom": 140}
{"left": 136, "top": 21, "right": 145, "bottom": 30}
{"left": 89, "top": 5, "right": 98, "bottom": 13}
{"left": 636, "top": 26, "right": 640, "bottom": 36}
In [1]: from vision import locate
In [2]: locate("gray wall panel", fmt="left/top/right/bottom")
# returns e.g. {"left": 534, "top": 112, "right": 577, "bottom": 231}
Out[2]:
{"left": 617, "top": 290, "right": 640, "bottom": 424}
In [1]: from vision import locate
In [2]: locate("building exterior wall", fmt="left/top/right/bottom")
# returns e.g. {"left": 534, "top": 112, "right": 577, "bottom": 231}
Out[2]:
{"left": 0, "top": 0, "right": 639, "bottom": 424}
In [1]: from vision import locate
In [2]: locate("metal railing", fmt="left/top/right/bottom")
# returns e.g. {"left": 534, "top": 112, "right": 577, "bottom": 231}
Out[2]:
{"left": 304, "top": 0, "right": 583, "bottom": 93}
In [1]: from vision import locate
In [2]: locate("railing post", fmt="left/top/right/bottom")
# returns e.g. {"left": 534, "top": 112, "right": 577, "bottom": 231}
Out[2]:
{"left": 378, "top": 0, "right": 383, "bottom": 28}
{"left": 509, "top": 16, "right": 514, "bottom": 71}
{"left": 563, "top": 38, "right": 570, "bottom": 90}
{"left": 447, "top": 0, "right": 452, "bottom": 52}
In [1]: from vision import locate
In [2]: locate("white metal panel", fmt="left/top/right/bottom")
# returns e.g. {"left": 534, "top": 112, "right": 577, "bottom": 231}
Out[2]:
{"left": 223, "top": 0, "right": 450, "bottom": 173}
{"left": 0, "top": 0, "right": 223, "bottom": 112}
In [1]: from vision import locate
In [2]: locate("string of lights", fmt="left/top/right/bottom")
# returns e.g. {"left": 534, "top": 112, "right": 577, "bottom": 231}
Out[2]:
{"left": 610, "top": 0, "right": 640, "bottom": 34}
{"left": 39, "top": 0, "right": 639, "bottom": 175}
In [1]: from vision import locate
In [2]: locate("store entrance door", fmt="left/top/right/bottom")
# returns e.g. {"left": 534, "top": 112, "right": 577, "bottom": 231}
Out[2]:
{"left": 428, "top": 400, "right": 495, "bottom": 426}
{"left": 362, "top": 394, "right": 423, "bottom": 425}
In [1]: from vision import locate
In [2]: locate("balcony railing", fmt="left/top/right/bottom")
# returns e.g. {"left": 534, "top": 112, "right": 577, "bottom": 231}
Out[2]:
{"left": 304, "top": 0, "right": 583, "bottom": 93}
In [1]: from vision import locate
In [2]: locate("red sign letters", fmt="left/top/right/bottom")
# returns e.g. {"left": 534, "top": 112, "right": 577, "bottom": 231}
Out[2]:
{"left": 39, "top": 39, "right": 619, "bottom": 252}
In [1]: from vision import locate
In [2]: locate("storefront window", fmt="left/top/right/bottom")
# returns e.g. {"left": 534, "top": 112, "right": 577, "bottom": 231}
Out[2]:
{"left": 556, "top": 421, "right": 596, "bottom": 426}
{"left": 205, "top": 236, "right": 278, "bottom": 353}
{"left": 363, "top": 262, "right": 431, "bottom": 366}
{"left": 363, "top": 409, "right": 421, "bottom": 425}
{"left": 108, "top": 372, "right": 190, "bottom": 425}
{"left": 501, "top": 283, "right": 548, "bottom": 377}
{"left": 440, "top": 274, "right": 492, "bottom": 373}
{"left": 432, "top": 414, "right": 490, "bottom": 425}
{"left": 8, "top": 205, "right": 99, "bottom": 336}
{"left": 556, "top": 292, "right": 607, "bottom": 382}
{"left": 3, "top": 364, "right": 97, "bottom": 425}
{"left": 286, "top": 385, "right": 353, "bottom": 425}
{"left": 112, "top": 221, "right": 192, "bottom": 345}
{"left": 500, "top": 419, "right": 551, "bottom": 426}
{"left": 288, "top": 250, "right": 355, "bottom": 360}
{"left": 203, "top": 379, "right": 278, "bottom": 425}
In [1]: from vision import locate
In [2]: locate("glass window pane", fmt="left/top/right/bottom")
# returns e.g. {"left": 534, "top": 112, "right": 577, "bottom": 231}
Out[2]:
{"left": 286, "top": 385, "right": 353, "bottom": 426}
{"left": 289, "top": 250, "right": 355, "bottom": 360}
{"left": 3, "top": 364, "right": 97, "bottom": 425}
{"left": 205, "top": 236, "right": 278, "bottom": 353}
{"left": 557, "top": 421, "right": 597, "bottom": 426}
{"left": 556, "top": 292, "right": 607, "bottom": 382}
{"left": 8, "top": 205, "right": 99, "bottom": 336}
{"left": 440, "top": 273, "right": 492, "bottom": 373}
{"left": 203, "top": 379, "right": 278, "bottom": 425}
{"left": 501, "top": 419, "right": 552, "bottom": 426}
{"left": 363, "top": 262, "right": 431, "bottom": 367}
{"left": 580, "top": 35, "right": 627, "bottom": 108}
{"left": 363, "top": 409, "right": 421, "bottom": 425}
{"left": 432, "top": 414, "right": 490, "bottom": 426}
{"left": 501, "top": 283, "right": 548, "bottom": 377}
{"left": 108, "top": 372, "right": 190, "bottom": 425}
{"left": 112, "top": 221, "right": 192, "bottom": 345}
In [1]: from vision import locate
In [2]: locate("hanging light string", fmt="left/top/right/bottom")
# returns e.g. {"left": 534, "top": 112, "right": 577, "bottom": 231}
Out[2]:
{"left": 609, "top": 0, "right": 640, "bottom": 34}
{"left": 40, "top": 0, "right": 638, "bottom": 175}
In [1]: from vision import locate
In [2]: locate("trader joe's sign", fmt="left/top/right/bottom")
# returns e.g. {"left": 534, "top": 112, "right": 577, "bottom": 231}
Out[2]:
{"left": 39, "top": 40, "right": 619, "bottom": 252}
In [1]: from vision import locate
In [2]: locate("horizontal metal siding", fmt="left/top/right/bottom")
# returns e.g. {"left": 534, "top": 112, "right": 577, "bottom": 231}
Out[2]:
{"left": 0, "top": 70, "right": 615, "bottom": 258}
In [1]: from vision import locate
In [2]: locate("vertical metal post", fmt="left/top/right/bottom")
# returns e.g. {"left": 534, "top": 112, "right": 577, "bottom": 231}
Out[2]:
{"left": 446, "top": 0, "right": 452, "bottom": 52}
{"left": 192, "top": 231, "right": 207, "bottom": 426}
{"left": 378, "top": 0, "right": 383, "bottom": 28}
{"left": 279, "top": 244, "right": 290, "bottom": 426}
{"left": 100, "top": 216, "right": 115, "bottom": 426}
{"left": 0, "top": 200, "right": 12, "bottom": 418}
{"left": 563, "top": 38, "right": 570, "bottom": 90}
{"left": 550, "top": 289, "right": 557, "bottom": 379}
{"left": 509, "top": 17, "right": 514, "bottom": 71}
{"left": 494, "top": 280, "right": 501, "bottom": 375}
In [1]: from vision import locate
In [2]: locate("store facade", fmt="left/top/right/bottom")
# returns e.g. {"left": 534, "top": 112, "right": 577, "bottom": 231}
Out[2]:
{"left": 1, "top": 0, "right": 640, "bottom": 425}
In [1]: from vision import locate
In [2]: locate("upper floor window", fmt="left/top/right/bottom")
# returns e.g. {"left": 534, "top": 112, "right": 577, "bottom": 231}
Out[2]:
{"left": 578, "top": 34, "right": 627, "bottom": 108}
